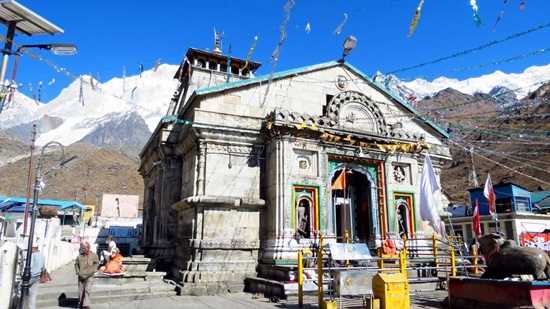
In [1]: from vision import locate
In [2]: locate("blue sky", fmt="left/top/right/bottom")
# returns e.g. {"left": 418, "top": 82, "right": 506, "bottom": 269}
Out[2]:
{"left": 4, "top": 0, "right": 550, "bottom": 102}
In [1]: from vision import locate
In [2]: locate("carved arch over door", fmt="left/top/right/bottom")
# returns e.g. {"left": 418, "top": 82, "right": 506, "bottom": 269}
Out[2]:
{"left": 325, "top": 90, "right": 388, "bottom": 135}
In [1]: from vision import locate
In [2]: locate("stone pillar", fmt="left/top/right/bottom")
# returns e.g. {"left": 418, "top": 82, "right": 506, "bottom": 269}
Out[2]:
{"left": 0, "top": 242, "right": 18, "bottom": 309}
{"left": 172, "top": 196, "right": 264, "bottom": 295}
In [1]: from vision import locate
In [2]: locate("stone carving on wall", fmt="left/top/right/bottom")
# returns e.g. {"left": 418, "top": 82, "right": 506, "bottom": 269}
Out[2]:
{"left": 393, "top": 166, "right": 406, "bottom": 183}
{"left": 335, "top": 75, "right": 348, "bottom": 90}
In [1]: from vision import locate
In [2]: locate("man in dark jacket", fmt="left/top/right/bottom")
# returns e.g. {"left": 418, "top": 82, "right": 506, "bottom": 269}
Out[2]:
{"left": 74, "top": 241, "right": 99, "bottom": 309}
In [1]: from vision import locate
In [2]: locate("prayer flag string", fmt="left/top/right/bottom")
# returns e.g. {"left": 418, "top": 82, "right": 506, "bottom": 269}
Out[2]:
{"left": 263, "top": 0, "right": 294, "bottom": 107}
{"left": 242, "top": 36, "right": 258, "bottom": 71}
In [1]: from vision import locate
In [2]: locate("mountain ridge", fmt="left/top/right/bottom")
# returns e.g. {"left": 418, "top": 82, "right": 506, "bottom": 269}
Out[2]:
{"left": 0, "top": 63, "right": 549, "bottom": 205}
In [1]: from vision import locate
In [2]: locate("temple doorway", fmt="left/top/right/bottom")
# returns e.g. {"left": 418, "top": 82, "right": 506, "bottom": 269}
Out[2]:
{"left": 331, "top": 167, "right": 373, "bottom": 243}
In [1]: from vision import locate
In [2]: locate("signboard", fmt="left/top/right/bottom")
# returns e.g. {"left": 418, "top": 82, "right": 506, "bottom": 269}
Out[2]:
{"left": 521, "top": 233, "right": 550, "bottom": 252}
{"left": 109, "top": 226, "right": 135, "bottom": 238}
{"left": 101, "top": 194, "right": 139, "bottom": 218}
{"left": 328, "top": 243, "right": 372, "bottom": 260}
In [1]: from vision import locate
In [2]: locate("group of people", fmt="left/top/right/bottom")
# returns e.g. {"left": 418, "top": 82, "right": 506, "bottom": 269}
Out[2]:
{"left": 75, "top": 234, "right": 124, "bottom": 308}
{"left": 27, "top": 234, "right": 123, "bottom": 309}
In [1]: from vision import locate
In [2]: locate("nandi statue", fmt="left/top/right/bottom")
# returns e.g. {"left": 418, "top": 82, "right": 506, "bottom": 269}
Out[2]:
{"left": 477, "top": 232, "right": 550, "bottom": 280}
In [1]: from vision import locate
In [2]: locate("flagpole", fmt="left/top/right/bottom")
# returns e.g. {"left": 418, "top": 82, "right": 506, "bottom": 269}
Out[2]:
{"left": 343, "top": 179, "right": 347, "bottom": 242}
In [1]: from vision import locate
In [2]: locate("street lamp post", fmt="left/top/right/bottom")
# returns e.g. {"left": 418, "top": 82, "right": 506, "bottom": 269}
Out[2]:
{"left": 19, "top": 43, "right": 77, "bottom": 235}
{"left": 19, "top": 141, "right": 76, "bottom": 309}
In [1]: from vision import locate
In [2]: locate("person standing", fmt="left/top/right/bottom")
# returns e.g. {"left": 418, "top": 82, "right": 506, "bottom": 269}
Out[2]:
{"left": 27, "top": 244, "right": 45, "bottom": 309}
{"left": 74, "top": 241, "right": 99, "bottom": 309}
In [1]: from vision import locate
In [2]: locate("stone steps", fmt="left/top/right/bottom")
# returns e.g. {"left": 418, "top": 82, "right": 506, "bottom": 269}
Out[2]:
{"left": 35, "top": 256, "right": 175, "bottom": 308}
{"left": 37, "top": 280, "right": 177, "bottom": 308}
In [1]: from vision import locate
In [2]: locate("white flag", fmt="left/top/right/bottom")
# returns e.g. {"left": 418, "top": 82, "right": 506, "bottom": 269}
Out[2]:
{"left": 419, "top": 153, "right": 443, "bottom": 235}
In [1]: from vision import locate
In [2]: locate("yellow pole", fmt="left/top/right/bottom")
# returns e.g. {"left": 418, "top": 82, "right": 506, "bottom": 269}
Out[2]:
{"left": 298, "top": 250, "right": 303, "bottom": 307}
{"left": 472, "top": 246, "right": 478, "bottom": 275}
{"left": 399, "top": 249, "right": 407, "bottom": 277}
{"left": 450, "top": 245, "right": 456, "bottom": 277}
{"left": 318, "top": 233, "right": 324, "bottom": 307}
{"left": 345, "top": 230, "right": 350, "bottom": 267}
{"left": 377, "top": 247, "right": 384, "bottom": 270}
{"left": 432, "top": 234, "right": 438, "bottom": 275}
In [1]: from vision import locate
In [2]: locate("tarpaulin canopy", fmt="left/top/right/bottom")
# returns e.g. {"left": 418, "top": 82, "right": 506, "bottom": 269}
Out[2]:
{"left": 0, "top": 196, "right": 87, "bottom": 211}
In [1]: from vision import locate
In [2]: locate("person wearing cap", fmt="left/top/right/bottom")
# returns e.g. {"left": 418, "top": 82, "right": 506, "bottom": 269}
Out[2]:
{"left": 28, "top": 244, "right": 45, "bottom": 309}
{"left": 74, "top": 240, "right": 99, "bottom": 309}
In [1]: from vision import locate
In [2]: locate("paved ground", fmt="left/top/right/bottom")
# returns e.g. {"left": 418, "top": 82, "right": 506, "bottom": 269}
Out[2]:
{"left": 41, "top": 264, "right": 448, "bottom": 309}
{"left": 60, "top": 291, "right": 448, "bottom": 309}
{"left": 76, "top": 290, "right": 449, "bottom": 309}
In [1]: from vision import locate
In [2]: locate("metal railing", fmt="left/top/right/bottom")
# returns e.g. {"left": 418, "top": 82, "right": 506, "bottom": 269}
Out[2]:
{"left": 296, "top": 233, "right": 486, "bottom": 306}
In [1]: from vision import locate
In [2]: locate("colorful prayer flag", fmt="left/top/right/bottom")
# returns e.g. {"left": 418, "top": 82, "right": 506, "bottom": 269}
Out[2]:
{"left": 407, "top": 0, "right": 425, "bottom": 37}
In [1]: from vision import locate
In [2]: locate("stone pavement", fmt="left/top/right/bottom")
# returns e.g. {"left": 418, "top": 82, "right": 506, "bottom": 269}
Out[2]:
{"left": 40, "top": 263, "right": 448, "bottom": 309}
{"left": 71, "top": 290, "right": 449, "bottom": 309}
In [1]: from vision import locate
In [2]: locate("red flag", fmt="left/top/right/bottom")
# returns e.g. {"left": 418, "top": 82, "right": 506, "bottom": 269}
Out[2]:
{"left": 331, "top": 168, "right": 346, "bottom": 191}
{"left": 473, "top": 198, "right": 482, "bottom": 237}
{"left": 483, "top": 174, "right": 496, "bottom": 215}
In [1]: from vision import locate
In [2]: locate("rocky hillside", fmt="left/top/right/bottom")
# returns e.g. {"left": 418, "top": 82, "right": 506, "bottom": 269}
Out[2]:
{"left": 0, "top": 142, "right": 143, "bottom": 212}
{"left": 435, "top": 83, "right": 550, "bottom": 203}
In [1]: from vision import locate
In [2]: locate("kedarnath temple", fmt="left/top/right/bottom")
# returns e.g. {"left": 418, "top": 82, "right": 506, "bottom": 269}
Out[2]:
{"left": 138, "top": 38, "right": 451, "bottom": 295}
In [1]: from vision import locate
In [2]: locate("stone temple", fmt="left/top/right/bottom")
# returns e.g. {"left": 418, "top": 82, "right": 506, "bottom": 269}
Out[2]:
{"left": 138, "top": 39, "right": 451, "bottom": 295}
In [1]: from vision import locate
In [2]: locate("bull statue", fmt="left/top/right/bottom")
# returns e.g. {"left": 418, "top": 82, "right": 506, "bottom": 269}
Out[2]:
{"left": 477, "top": 232, "right": 550, "bottom": 280}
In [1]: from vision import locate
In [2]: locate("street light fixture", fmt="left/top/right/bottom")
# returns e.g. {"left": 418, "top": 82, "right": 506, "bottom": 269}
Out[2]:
{"left": 11, "top": 43, "right": 77, "bottom": 91}
{"left": 16, "top": 43, "right": 77, "bottom": 55}
{"left": 342, "top": 35, "right": 357, "bottom": 60}
{"left": 19, "top": 141, "right": 76, "bottom": 309}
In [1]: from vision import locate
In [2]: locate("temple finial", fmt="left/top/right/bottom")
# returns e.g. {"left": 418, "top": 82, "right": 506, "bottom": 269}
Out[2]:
{"left": 213, "top": 27, "right": 222, "bottom": 54}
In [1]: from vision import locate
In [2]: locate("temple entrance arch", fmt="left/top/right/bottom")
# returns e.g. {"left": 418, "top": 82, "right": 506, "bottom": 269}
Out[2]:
{"left": 330, "top": 163, "right": 379, "bottom": 243}
{"left": 296, "top": 197, "right": 312, "bottom": 238}
{"left": 394, "top": 195, "right": 415, "bottom": 239}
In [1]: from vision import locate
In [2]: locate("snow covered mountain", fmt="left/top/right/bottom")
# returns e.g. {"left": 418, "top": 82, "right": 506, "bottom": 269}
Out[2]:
{"left": 375, "top": 63, "right": 550, "bottom": 103}
{"left": 0, "top": 64, "right": 178, "bottom": 146}
{"left": 1, "top": 62, "right": 549, "bottom": 148}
